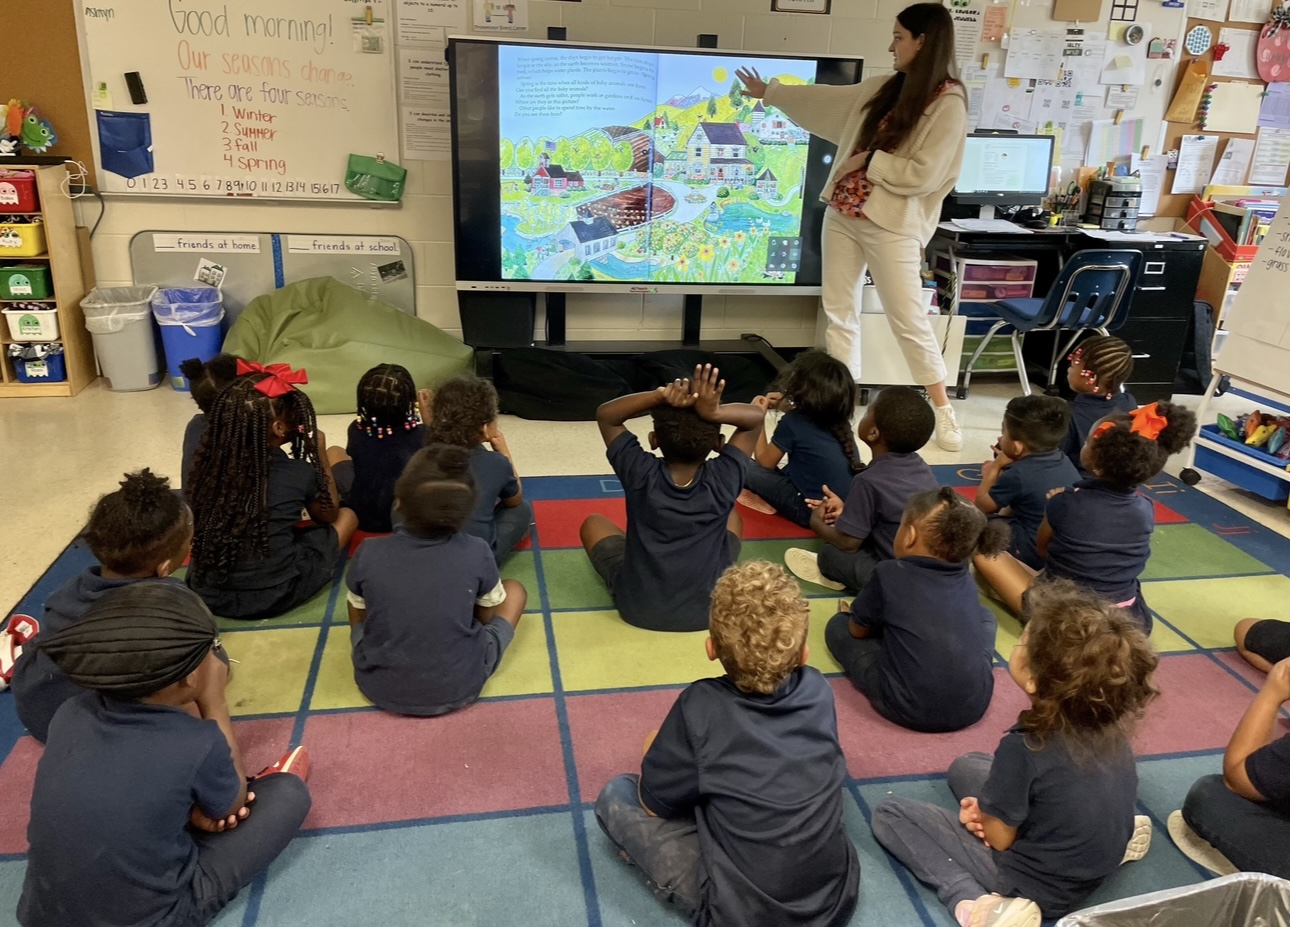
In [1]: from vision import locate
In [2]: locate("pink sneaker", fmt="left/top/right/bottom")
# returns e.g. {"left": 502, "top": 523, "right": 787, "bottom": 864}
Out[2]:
{"left": 255, "top": 746, "right": 311, "bottom": 783}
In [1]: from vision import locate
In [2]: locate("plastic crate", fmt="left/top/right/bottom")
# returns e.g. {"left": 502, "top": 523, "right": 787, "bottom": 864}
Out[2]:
{"left": 1187, "top": 199, "right": 1261, "bottom": 262}
{"left": 0, "top": 221, "right": 46, "bottom": 257}
{"left": 1194, "top": 424, "right": 1290, "bottom": 502}
{"left": 7, "top": 344, "right": 66, "bottom": 383}
{"left": 0, "top": 265, "right": 51, "bottom": 299}
{"left": 0, "top": 171, "right": 38, "bottom": 212}
{"left": 2, "top": 306, "right": 58, "bottom": 341}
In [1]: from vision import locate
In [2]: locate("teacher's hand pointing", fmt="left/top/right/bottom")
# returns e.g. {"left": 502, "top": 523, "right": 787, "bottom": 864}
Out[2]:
{"left": 735, "top": 66, "right": 768, "bottom": 99}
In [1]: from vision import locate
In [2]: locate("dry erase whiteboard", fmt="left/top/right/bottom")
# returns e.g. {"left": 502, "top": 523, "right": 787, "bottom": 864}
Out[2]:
{"left": 79, "top": 0, "right": 398, "bottom": 201}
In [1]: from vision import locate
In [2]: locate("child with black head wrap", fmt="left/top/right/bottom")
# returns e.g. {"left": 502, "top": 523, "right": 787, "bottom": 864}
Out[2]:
{"left": 18, "top": 583, "right": 311, "bottom": 927}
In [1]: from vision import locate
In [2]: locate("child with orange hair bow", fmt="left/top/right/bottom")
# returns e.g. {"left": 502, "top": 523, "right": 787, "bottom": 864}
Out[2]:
{"left": 974, "top": 402, "right": 1197, "bottom": 632}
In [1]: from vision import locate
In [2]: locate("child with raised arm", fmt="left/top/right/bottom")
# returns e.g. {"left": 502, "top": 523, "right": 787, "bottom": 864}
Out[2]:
{"left": 595, "top": 561, "right": 860, "bottom": 926}
{"left": 580, "top": 364, "right": 763, "bottom": 632}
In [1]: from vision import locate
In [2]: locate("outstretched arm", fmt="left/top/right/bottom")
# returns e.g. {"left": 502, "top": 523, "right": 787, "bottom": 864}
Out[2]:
{"left": 595, "top": 387, "right": 673, "bottom": 447}
{"left": 692, "top": 364, "right": 765, "bottom": 458}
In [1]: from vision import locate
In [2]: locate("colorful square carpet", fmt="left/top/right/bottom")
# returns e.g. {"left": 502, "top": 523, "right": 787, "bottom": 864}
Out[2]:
{"left": 0, "top": 465, "right": 1286, "bottom": 926}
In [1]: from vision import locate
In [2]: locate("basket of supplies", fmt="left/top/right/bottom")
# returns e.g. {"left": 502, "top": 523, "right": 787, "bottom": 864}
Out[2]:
{"left": 7, "top": 342, "right": 65, "bottom": 383}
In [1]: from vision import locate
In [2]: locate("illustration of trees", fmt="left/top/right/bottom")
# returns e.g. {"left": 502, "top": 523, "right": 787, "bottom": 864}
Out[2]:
{"left": 556, "top": 137, "right": 573, "bottom": 168}
{"left": 516, "top": 137, "right": 535, "bottom": 172}
{"left": 570, "top": 136, "right": 592, "bottom": 172}
{"left": 706, "top": 95, "right": 718, "bottom": 118}
{"left": 499, "top": 138, "right": 514, "bottom": 171}
{"left": 728, "top": 80, "right": 742, "bottom": 108}
{"left": 611, "top": 140, "right": 634, "bottom": 176}
{"left": 590, "top": 133, "right": 612, "bottom": 174}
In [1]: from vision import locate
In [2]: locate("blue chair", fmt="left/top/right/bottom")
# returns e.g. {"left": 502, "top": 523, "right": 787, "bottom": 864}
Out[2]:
{"left": 956, "top": 249, "right": 1143, "bottom": 399}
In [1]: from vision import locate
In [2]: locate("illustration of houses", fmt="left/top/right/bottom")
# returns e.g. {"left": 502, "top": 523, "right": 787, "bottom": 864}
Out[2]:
{"left": 530, "top": 153, "right": 585, "bottom": 196}
{"left": 756, "top": 168, "right": 778, "bottom": 197}
{"left": 557, "top": 217, "right": 619, "bottom": 261}
{"left": 754, "top": 111, "right": 809, "bottom": 144}
{"left": 683, "top": 122, "right": 755, "bottom": 187}
{"left": 748, "top": 101, "right": 766, "bottom": 132}
{"left": 663, "top": 150, "right": 688, "bottom": 179}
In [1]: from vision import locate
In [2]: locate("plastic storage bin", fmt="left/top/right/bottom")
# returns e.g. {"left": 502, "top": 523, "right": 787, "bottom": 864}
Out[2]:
{"left": 2, "top": 305, "right": 58, "bottom": 341}
{"left": 1193, "top": 423, "right": 1290, "bottom": 502}
{"left": 7, "top": 343, "right": 66, "bottom": 383}
{"left": 0, "top": 171, "right": 39, "bottom": 212}
{"left": 0, "top": 264, "right": 51, "bottom": 299}
{"left": 81, "top": 286, "right": 161, "bottom": 391}
{"left": 0, "top": 220, "right": 47, "bottom": 257}
{"left": 151, "top": 287, "right": 224, "bottom": 391}
{"left": 1057, "top": 872, "right": 1290, "bottom": 926}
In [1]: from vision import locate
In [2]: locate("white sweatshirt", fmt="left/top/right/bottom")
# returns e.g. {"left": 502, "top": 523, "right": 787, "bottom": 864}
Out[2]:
{"left": 764, "top": 75, "right": 968, "bottom": 245}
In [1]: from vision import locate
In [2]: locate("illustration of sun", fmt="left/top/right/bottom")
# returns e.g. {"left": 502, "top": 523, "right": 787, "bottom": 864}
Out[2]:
{"left": 713, "top": 66, "right": 728, "bottom": 83}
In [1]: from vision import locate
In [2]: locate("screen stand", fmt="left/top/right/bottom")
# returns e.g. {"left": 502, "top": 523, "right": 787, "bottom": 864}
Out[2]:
{"left": 545, "top": 292, "right": 566, "bottom": 346}
{"left": 683, "top": 295, "right": 702, "bottom": 346}
{"left": 977, "top": 205, "right": 997, "bottom": 220}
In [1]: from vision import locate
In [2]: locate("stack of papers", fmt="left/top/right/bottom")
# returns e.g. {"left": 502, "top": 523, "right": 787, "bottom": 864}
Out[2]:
{"left": 948, "top": 219, "right": 1033, "bottom": 234}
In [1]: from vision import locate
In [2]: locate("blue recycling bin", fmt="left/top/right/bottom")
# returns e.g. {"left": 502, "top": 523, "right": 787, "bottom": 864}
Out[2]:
{"left": 151, "top": 287, "right": 225, "bottom": 391}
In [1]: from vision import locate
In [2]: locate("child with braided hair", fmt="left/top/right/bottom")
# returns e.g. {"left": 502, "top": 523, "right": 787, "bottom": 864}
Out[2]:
{"left": 1062, "top": 336, "right": 1137, "bottom": 476}
{"left": 327, "top": 363, "right": 432, "bottom": 533}
{"left": 742, "top": 350, "right": 866, "bottom": 528}
{"left": 187, "top": 364, "right": 357, "bottom": 620}
{"left": 178, "top": 353, "right": 240, "bottom": 490}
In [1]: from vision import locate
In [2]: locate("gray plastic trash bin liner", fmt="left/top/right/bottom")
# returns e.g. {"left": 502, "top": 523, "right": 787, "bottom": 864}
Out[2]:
{"left": 1057, "top": 872, "right": 1290, "bottom": 926}
{"left": 81, "top": 286, "right": 161, "bottom": 391}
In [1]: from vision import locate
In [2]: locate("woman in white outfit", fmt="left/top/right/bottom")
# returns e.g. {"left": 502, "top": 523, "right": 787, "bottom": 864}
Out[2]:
{"left": 737, "top": 3, "right": 968, "bottom": 451}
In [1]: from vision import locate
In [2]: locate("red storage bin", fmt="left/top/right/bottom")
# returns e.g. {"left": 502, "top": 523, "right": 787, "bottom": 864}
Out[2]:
{"left": 0, "top": 171, "right": 38, "bottom": 213}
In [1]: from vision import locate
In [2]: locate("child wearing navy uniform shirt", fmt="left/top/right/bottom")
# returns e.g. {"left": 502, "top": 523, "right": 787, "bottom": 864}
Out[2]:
{"left": 872, "top": 581, "right": 1158, "bottom": 927}
{"left": 786, "top": 385, "right": 937, "bottom": 592}
{"left": 347, "top": 443, "right": 527, "bottom": 716}
{"left": 178, "top": 354, "right": 239, "bottom": 491}
{"left": 1061, "top": 336, "right": 1137, "bottom": 476}
{"left": 1170, "top": 655, "right": 1290, "bottom": 878}
{"left": 580, "top": 364, "right": 763, "bottom": 632}
{"left": 826, "top": 487, "right": 1009, "bottom": 733}
{"left": 595, "top": 560, "right": 860, "bottom": 926}
{"left": 976, "top": 395, "right": 1079, "bottom": 569}
{"left": 12, "top": 469, "right": 193, "bottom": 743}
{"left": 974, "top": 401, "right": 1197, "bottom": 633}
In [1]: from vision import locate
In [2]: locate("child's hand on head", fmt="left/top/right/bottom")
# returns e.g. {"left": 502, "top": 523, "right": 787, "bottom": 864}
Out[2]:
{"left": 659, "top": 378, "right": 696, "bottom": 409}
{"left": 485, "top": 422, "right": 508, "bottom": 451}
{"left": 693, "top": 364, "right": 727, "bottom": 421}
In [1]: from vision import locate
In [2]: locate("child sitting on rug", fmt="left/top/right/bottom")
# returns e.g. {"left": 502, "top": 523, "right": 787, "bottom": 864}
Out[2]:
{"left": 581, "top": 364, "right": 763, "bottom": 632}
{"left": 12, "top": 469, "right": 192, "bottom": 743}
{"left": 974, "top": 401, "right": 1197, "bottom": 633}
{"left": 347, "top": 443, "right": 527, "bottom": 716}
{"left": 825, "top": 487, "right": 1008, "bottom": 733}
{"left": 19, "top": 583, "right": 311, "bottom": 927}
{"left": 187, "top": 364, "right": 357, "bottom": 621}
{"left": 595, "top": 560, "right": 860, "bottom": 926}
{"left": 178, "top": 353, "right": 239, "bottom": 490}
{"left": 976, "top": 395, "right": 1079, "bottom": 569}
{"left": 871, "top": 580, "right": 1158, "bottom": 927}
{"left": 424, "top": 374, "right": 531, "bottom": 564}
{"left": 1169, "top": 655, "right": 1290, "bottom": 879}
{"left": 785, "top": 386, "right": 937, "bottom": 593}
{"left": 327, "top": 363, "right": 432, "bottom": 534}
{"left": 1062, "top": 336, "right": 1137, "bottom": 476}
{"left": 1235, "top": 617, "right": 1290, "bottom": 673}
{"left": 741, "top": 350, "right": 864, "bottom": 528}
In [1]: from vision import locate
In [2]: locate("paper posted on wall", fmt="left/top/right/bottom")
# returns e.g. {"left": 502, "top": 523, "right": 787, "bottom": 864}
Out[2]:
{"left": 1172, "top": 134, "right": 1220, "bottom": 194}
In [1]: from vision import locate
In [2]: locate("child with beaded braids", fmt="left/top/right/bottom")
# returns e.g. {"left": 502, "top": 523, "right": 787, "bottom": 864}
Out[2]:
{"left": 187, "top": 364, "right": 358, "bottom": 620}
{"left": 327, "top": 363, "right": 432, "bottom": 533}
{"left": 1061, "top": 336, "right": 1137, "bottom": 476}
{"left": 974, "top": 401, "right": 1197, "bottom": 633}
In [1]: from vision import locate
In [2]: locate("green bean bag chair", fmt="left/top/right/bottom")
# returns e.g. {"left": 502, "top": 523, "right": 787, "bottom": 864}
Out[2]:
{"left": 223, "top": 277, "right": 474, "bottom": 413}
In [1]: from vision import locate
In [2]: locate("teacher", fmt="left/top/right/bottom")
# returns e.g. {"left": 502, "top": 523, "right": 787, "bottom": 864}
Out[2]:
{"left": 737, "top": 3, "right": 968, "bottom": 451}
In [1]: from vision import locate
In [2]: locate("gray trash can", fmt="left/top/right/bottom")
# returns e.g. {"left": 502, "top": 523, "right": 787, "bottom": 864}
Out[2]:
{"left": 81, "top": 286, "right": 161, "bottom": 391}
{"left": 1057, "top": 872, "right": 1290, "bottom": 926}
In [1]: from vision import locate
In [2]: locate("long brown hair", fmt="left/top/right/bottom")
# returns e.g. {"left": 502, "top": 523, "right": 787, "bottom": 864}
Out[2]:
{"left": 859, "top": 3, "right": 961, "bottom": 153}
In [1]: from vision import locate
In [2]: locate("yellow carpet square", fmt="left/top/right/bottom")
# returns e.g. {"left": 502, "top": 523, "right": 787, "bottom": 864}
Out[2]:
{"left": 553, "top": 611, "right": 712, "bottom": 691}
{"left": 986, "top": 594, "right": 1194, "bottom": 655}
{"left": 1147, "top": 574, "right": 1290, "bottom": 649}
{"left": 222, "top": 627, "right": 320, "bottom": 717}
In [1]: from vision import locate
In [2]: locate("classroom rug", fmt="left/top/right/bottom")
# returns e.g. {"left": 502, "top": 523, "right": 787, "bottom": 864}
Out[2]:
{"left": 0, "top": 465, "right": 1288, "bottom": 926}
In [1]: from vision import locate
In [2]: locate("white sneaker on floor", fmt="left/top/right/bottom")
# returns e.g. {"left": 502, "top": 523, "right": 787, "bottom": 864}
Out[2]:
{"left": 1167, "top": 810, "right": 1238, "bottom": 875}
{"left": 1121, "top": 814, "right": 1152, "bottom": 864}
{"left": 954, "top": 894, "right": 1041, "bottom": 927}
{"left": 933, "top": 403, "right": 964, "bottom": 452}
{"left": 784, "top": 548, "right": 845, "bottom": 591}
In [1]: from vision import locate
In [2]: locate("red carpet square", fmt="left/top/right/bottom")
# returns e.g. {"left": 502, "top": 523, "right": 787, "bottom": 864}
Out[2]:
{"left": 301, "top": 699, "right": 569, "bottom": 828}
{"left": 1212, "top": 650, "right": 1268, "bottom": 691}
{"left": 534, "top": 499, "right": 625, "bottom": 549}
{"left": 1153, "top": 500, "right": 1188, "bottom": 525}
{"left": 1134, "top": 654, "right": 1262, "bottom": 755}
{"left": 564, "top": 688, "right": 687, "bottom": 799}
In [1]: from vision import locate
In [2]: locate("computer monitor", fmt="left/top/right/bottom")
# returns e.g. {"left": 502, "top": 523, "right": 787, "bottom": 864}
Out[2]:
{"left": 951, "top": 133, "right": 1054, "bottom": 219}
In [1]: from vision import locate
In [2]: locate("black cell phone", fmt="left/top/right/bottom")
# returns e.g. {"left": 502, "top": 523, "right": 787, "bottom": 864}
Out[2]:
{"left": 125, "top": 72, "right": 147, "bottom": 105}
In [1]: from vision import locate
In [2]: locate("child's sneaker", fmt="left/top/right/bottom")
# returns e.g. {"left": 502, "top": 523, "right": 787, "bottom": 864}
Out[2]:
{"left": 736, "top": 489, "right": 776, "bottom": 515}
{"left": 954, "top": 895, "right": 1041, "bottom": 927}
{"left": 1167, "top": 809, "right": 1237, "bottom": 875}
{"left": 255, "top": 746, "right": 311, "bottom": 783}
{"left": 0, "top": 614, "right": 39, "bottom": 689}
{"left": 785, "top": 548, "right": 845, "bottom": 591}
{"left": 1121, "top": 814, "right": 1152, "bottom": 863}
{"left": 7, "top": 615, "right": 39, "bottom": 645}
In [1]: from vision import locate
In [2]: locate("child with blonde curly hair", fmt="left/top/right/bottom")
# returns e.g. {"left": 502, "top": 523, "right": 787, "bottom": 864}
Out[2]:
{"left": 595, "top": 560, "right": 859, "bottom": 926}
{"left": 872, "top": 580, "right": 1159, "bottom": 927}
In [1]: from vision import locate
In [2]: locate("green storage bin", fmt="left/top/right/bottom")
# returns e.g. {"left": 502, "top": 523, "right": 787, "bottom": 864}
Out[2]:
{"left": 0, "top": 265, "right": 52, "bottom": 300}
{"left": 961, "top": 335, "right": 1018, "bottom": 372}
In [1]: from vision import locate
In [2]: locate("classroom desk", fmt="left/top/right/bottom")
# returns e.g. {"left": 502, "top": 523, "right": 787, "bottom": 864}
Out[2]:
{"left": 928, "top": 226, "right": 1206, "bottom": 404}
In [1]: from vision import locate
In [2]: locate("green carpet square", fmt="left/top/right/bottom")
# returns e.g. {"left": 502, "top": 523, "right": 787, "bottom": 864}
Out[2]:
{"left": 538, "top": 548, "right": 614, "bottom": 611}
{"left": 169, "top": 565, "right": 337, "bottom": 628}
{"left": 501, "top": 550, "right": 538, "bottom": 590}
{"left": 1147, "top": 574, "right": 1290, "bottom": 649}
{"left": 1142, "top": 524, "right": 1274, "bottom": 581}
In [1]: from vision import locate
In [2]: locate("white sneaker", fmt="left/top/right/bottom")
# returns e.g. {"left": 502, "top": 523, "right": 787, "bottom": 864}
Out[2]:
{"left": 954, "top": 894, "right": 1041, "bottom": 927}
{"left": 784, "top": 548, "right": 845, "bottom": 591}
{"left": 933, "top": 403, "right": 964, "bottom": 452}
{"left": 1167, "top": 810, "right": 1238, "bottom": 875}
{"left": 1121, "top": 815, "right": 1152, "bottom": 864}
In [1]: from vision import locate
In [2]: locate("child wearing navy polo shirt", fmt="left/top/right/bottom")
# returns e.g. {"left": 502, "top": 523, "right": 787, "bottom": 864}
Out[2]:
{"left": 1061, "top": 336, "right": 1137, "bottom": 476}
{"left": 347, "top": 443, "right": 528, "bottom": 716}
{"left": 974, "top": 401, "right": 1197, "bottom": 633}
{"left": 872, "top": 580, "right": 1158, "bottom": 927}
{"left": 177, "top": 353, "right": 239, "bottom": 491}
{"left": 1170, "top": 655, "right": 1290, "bottom": 878}
{"left": 580, "top": 364, "right": 763, "bottom": 632}
{"left": 785, "top": 385, "right": 937, "bottom": 593}
{"left": 826, "top": 487, "right": 1009, "bottom": 733}
{"left": 595, "top": 560, "right": 860, "bottom": 926}
{"left": 976, "top": 395, "right": 1079, "bottom": 569}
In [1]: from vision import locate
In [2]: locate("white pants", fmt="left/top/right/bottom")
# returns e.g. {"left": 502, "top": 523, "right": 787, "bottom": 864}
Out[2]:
{"left": 820, "top": 208, "right": 947, "bottom": 387}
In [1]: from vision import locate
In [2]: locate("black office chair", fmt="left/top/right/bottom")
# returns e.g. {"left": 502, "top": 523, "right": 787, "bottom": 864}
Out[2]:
{"left": 956, "top": 249, "right": 1143, "bottom": 399}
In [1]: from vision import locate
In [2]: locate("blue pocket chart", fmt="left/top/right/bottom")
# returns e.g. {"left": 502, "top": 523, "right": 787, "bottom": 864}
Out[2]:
{"left": 96, "top": 111, "right": 154, "bottom": 179}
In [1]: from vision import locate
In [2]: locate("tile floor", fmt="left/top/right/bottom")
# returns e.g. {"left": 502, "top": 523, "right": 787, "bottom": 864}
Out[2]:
{"left": 2, "top": 371, "right": 1287, "bottom": 617}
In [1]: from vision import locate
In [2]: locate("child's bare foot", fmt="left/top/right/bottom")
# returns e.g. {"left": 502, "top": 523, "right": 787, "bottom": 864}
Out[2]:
{"left": 954, "top": 895, "right": 1040, "bottom": 927}
{"left": 737, "top": 490, "right": 775, "bottom": 514}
